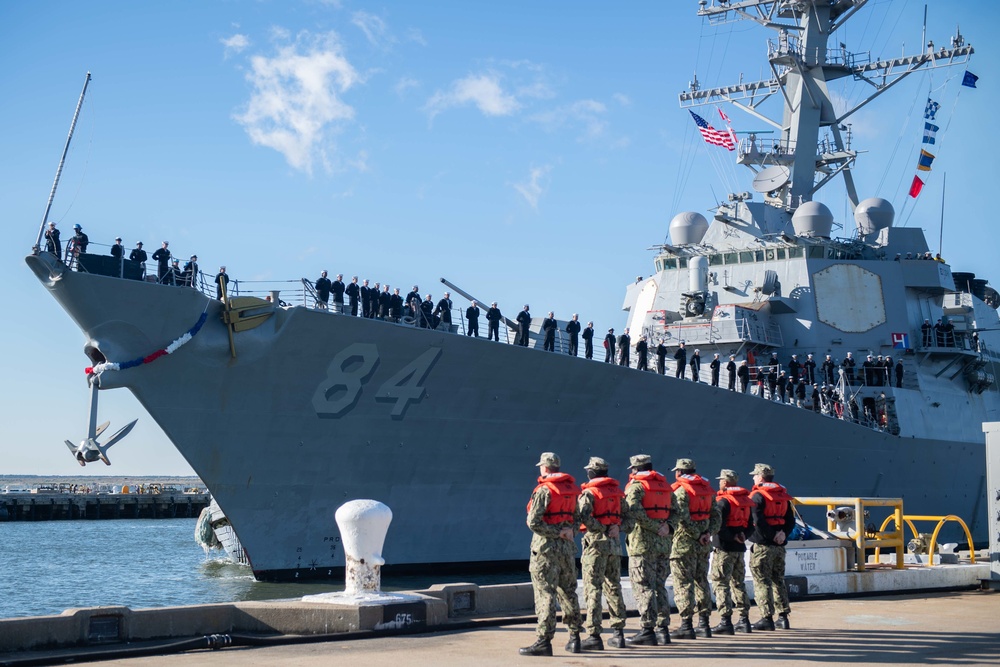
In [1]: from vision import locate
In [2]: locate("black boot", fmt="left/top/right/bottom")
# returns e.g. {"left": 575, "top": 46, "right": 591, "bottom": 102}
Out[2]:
{"left": 607, "top": 629, "right": 627, "bottom": 649}
{"left": 625, "top": 627, "right": 657, "bottom": 646}
{"left": 519, "top": 639, "right": 553, "bottom": 656}
{"left": 694, "top": 613, "right": 713, "bottom": 638}
{"left": 775, "top": 612, "right": 790, "bottom": 629}
{"left": 670, "top": 618, "right": 696, "bottom": 640}
{"left": 654, "top": 626, "right": 671, "bottom": 645}
{"left": 580, "top": 633, "right": 603, "bottom": 651}
{"left": 752, "top": 616, "right": 775, "bottom": 631}
{"left": 734, "top": 615, "right": 753, "bottom": 633}
{"left": 711, "top": 615, "right": 735, "bottom": 635}
{"left": 565, "top": 632, "right": 581, "bottom": 653}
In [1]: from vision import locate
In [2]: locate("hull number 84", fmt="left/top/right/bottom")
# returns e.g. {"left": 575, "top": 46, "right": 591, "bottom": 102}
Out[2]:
{"left": 312, "top": 343, "right": 442, "bottom": 419}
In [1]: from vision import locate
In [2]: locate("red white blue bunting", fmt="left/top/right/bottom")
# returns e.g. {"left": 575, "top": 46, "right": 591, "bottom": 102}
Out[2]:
{"left": 85, "top": 306, "right": 210, "bottom": 376}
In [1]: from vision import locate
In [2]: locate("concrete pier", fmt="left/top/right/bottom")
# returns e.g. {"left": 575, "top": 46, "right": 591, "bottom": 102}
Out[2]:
{"left": 0, "top": 492, "right": 209, "bottom": 521}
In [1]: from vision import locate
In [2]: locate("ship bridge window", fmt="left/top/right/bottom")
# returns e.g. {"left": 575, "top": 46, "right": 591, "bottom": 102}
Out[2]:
{"left": 678, "top": 258, "right": 688, "bottom": 269}
{"left": 754, "top": 250, "right": 764, "bottom": 262}
{"left": 663, "top": 258, "right": 677, "bottom": 270}
{"left": 788, "top": 247, "right": 804, "bottom": 258}
{"left": 808, "top": 246, "right": 825, "bottom": 259}
{"left": 724, "top": 253, "right": 739, "bottom": 264}
{"left": 765, "top": 249, "right": 776, "bottom": 261}
{"left": 709, "top": 254, "right": 723, "bottom": 266}
{"left": 739, "top": 251, "right": 753, "bottom": 263}
{"left": 777, "top": 249, "right": 786, "bottom": 260}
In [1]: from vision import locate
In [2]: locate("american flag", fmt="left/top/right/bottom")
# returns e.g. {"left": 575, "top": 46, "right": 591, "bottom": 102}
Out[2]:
{"left": 690, "top": 110, "right": 735, "bottom": 150}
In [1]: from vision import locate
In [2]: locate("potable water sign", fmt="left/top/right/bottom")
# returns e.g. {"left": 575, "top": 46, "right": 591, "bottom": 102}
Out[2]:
{"left": 335, "top": 499, "right": 393, "bottom": 595}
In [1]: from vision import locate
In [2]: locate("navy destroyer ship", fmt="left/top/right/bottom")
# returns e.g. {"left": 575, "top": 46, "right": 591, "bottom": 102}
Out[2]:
{"left": 26, "top": 0, "right": 997, "bottom": 581}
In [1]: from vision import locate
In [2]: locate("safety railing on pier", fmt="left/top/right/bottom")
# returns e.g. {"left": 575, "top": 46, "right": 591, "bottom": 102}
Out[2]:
{"left": 874, "top": 514, "right": 976, "bottom": 567}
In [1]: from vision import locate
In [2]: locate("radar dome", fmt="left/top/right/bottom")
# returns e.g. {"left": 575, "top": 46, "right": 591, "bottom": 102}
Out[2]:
{"left": 669, "top": 211, "right": 709, "bottom": 245}
{"left": 854, "top": 198, "right": 895, "bottom": 235}
{"left": 791, "top": 201, "right": 834, "bottom": 238}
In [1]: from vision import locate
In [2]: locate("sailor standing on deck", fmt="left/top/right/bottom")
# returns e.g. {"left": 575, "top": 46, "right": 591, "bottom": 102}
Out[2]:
{"left": 710, "top": 353, "right": 721, "bottom": 387}
{"left": 842, "top": 352, "right": 856, "bottom": 385}
{"left": 747, "top": 463, "right": 794, "bottom": 631}
{"left": 669, "top": 458, "right": 721, "bottom": 640}
{"left": 389, "top": 288, "right": 404, "bottom": 322}
{"left": 604, "top": 329, "right": 616, "bottom": 363}
{"left": 331, "top": 274, "right": 346, "bottom": 313}
{"left": 710, "top": 469, "right": 754, "bottom": 634}
{"left": 516, "top": 305, "right": 532, "bottom": 347}
{"left": 656, "top": 341, "right": 668, "bottom": 375}
{"left": 215, "top": 266, "right": 229, "bottom": 300}
{"left": 577, "top": 457, "right": 628, "bottom": 650}
{"left": 624, "top": 454, "right": 673, "bottom": 646}
{"left": 435, "top": 292, "right": 454, "bottom": 329}
{"left": 565, "top": 314, "right": 581, "bottom": 356}
{"left": 738, "top": 360, "right": 750, "bottom": 393}
{"left": 152, "top": 241, "right": 171, "bottom": 282}
{"left": 582, "top": 321, "right": 594, "bottom": 359}
{"left": 130, "top": 242, "right": 147, "bottom": 277}
{"left": 379, "top": 284, "right": 391, "bottom": 320}
{"left": 520, "top": 452, "right": 583, "bottom": 657}
{"left": 314, "top": 270, "right": 332, "bottom": 309}
{"left": 348, "top": 277, "right": 362, "bottom": 317}
{"left": 689, "top": 349, "right": 702, "bottom": 382}
{"left": 636, "top": 335, "right": 648, "bottom": 371}
{"left": 727, "top": 355, "right": 737, "bottom": 391}
{"left": 618, "top": 328, "right": 631, "bottom": 367}
{"left": 44, "top": 221, "right": 61, "bottom": 258}
{"left": 466, "top": 300, "right": 480, "bottom": 337}
{"left": 110, "top": 237, "right": 124, "bottom": 260}
{"left": 674, "top": 342, "right": 687, "bottom": 379}
{"left": 542, "top": 312, "right": 557, "bottom": 351}
{"left": 486, "top": 302, "right": 502, "bottom": 341}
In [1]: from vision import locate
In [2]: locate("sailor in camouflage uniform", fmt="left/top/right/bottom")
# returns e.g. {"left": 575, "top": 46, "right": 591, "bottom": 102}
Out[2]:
{"left": 520, "top": 452, "right": 584, "bottom": 657}
{"left": 709, "top": 469, "right": 754, "bottom": 634}
{"left": 669, "top": 458, "right": 722, "bottom": 640}
{"left": 748, "top": 463, "right": 795, "bottom": 631}
{"left": 623, "top": 454, "right": 674, "bottom": 646}
{"left": 577, "top": 457, "right": 628, "bottom": 650}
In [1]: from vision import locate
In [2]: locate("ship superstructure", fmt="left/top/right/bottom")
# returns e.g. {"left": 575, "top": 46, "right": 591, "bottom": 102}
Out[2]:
{"left": 26, "top": 1, "right": 998, "bottom": 580}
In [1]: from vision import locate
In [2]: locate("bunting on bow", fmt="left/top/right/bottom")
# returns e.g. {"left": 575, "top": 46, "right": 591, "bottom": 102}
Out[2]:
{"left": 916, "top": 149, "right": 936, "bottom": 172}
{"left": 85, "top": 306, "right": 210, "bottom": 376}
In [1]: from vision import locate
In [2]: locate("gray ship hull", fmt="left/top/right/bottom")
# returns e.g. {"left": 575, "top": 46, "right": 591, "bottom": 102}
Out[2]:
{"left": 26, "top": 253, "right": 989, "bottom": 580}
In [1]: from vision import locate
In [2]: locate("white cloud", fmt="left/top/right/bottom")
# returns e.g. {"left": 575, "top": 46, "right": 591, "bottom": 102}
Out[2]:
{"left": 425, "top": 73, "right": 520, "bottom": 119}
{"left": 233, "top": 31, "right": 360, "bottom": 174}
{"left": 406, "top": 28, "right": 427, "bottom": 47}
{"left": 613, "top": 93, "right": 631, "bottom": 107}
{"left": 395, "top": 76, "right": 420, "bottom": 96}
{"left": 513, "top": 165, "right": 552, "bottom": 209}
{"left": 531, "top": 99, "right": 608, "bottom": 141}
{"left": 352, "top": 11, "right": 392, "bottom": 48}
{"left": 221, "top": 34, "right": 250, "bottom": 57}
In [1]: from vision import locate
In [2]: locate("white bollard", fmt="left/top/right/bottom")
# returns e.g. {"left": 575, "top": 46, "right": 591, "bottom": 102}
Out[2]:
{"left": 336, "top": 499, "right": 393, "bottom": 595}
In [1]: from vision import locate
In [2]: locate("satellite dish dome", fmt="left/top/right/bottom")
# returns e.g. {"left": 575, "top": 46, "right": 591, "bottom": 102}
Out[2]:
{"left": 669, "top": 211, "right": 709, "bottom": 245}
{"left": 791, "top": 201, "right": 834, "bottom": 238}
{"left": 854, "top": 197, "right": 895, "bottom": 235}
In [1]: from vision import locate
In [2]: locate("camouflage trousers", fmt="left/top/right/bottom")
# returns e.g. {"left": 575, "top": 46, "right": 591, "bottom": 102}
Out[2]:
{"left": 581, "top": 550, "right": 627, "bottom": 634}
{"left": 749, "top": 544, "right": 790, "bottom": 618}
{"left": 628, "top": 553, "right": 670, "bottom": 629}
{"left": 709, "top": 548, "right": 750, "bottom": 618}
{"left": 670, "top": 545, "right": 712, "bottom": 619}
{"left": 529, "top": 549, "right": 582, "bottom": 641}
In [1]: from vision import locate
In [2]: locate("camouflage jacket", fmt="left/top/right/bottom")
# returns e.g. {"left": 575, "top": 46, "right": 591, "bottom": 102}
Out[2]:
{"left": 671, "top": 483, "right": 722, "bottom": 557}
{"left": 624, "top": 479, "right": 673, "bottom": 556}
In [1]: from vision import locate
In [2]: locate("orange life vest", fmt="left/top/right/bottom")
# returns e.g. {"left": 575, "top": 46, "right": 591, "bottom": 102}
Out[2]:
{"left": 752, "top": 482, "right": 792, "bottom": 527}
{"left": 626, "top": 471, "right": 672, "bottom": 520}
{"left": 579, "top": 477, "right": 624, "bottom": 531}
{"left": 671, "top": 474, "right": 714, "bottom": 522}
{"left": 527, "top": 473, "right": 580, "bottom": 525}
{"left": 717, "top": 486, "right": 753, "bottom": 528}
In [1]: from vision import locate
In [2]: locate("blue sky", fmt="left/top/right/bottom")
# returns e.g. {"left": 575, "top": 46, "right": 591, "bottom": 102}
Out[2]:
{"left": 1, "top": 0, "right": 996, "bottom": 476}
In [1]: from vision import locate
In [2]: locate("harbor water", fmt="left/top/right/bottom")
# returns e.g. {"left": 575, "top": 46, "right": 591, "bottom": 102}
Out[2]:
{"left": 0, "top": 518, "right": 529, "bottom": 619}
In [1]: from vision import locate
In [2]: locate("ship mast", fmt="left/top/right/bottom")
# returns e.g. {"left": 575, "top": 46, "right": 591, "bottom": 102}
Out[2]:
{"left": 33, "top": 72, "right": 91, "bottom": 254}
{"left": 680, "top": 0, "right": 973, "bottom": 213}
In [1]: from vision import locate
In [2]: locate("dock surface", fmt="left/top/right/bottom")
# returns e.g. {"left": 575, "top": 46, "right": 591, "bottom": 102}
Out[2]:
{"left": 7, "top": 590, "right": 998, "bottom": 666}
